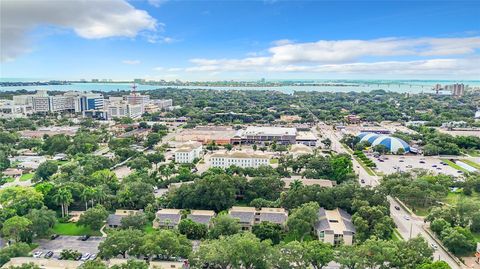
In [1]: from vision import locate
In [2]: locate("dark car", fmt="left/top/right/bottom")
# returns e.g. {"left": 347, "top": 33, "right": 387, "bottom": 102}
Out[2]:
{"left": 394, "top": 206, "right": 401, "bottom": 210}
{"left": 45, "top": 251, "right": 54, "bottom": 259}
{"left": 360, "top": 179, "right": 365, "bottom": 183}
{"left": 80, "top": 235, "right": 90, "bottom": 241}
{"left": 419, "top": 160, "right": 425, "bottom": 164}
{"left": 75, "top": 254, "right": 82, "bottom": 261}
{"left": 50, "top": 234, "right": 59, "bottom": 240}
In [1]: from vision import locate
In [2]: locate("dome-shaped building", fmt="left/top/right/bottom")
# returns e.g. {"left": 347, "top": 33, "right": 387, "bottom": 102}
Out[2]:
{"left": 356, "top": 132, "right": 410, "bottom": 153}
{"left": 371, "top": 136, "right": 410, "bottom": 153}
{"left": 358, "top": 132, "right": 381, "bottom": 144}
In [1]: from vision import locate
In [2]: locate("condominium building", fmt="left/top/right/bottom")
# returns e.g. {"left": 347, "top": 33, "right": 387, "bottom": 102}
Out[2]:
{"left": 210, "top": 151, "right": 270, "bottom": 168}
{"left": 175, "top": 141, "right": 203, "bottom": 163}
{"left": 315, "top": 208, "right": 356, "bottom": 246}
{"left": 228, "top": 207, "right": 288, "bottom": 230}
{"left": 153, "top": 209, "right": 182, "bottom": 229}
{"left": 187, "top": 210, "right": 216, "bottom": 227}
{"left": 124, "top": 93, "right": 150, "bottom": 106}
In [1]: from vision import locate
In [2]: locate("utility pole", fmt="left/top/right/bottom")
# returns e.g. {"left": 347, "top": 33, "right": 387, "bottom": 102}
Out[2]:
{"left": 409, "top": 222, "right": 413, "bottom": 239}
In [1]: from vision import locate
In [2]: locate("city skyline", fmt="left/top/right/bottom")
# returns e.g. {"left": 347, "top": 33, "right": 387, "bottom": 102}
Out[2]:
{"left": 1, "top": 0, "right": 480, "bottom": 81}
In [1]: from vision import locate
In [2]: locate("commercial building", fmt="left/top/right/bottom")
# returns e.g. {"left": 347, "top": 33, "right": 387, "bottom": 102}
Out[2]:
{"left": 177, "top": 126, "right": 237, "bottom": 145}
{"left": 175, "top": 141, "right": 203, "bottom": 163}
{"left": 296, "top": 131, "right": 318, "bottom": 146}
{"left": 107, "top": 102, "right": 144, "bottom": 119}
{"left": 231, "top": 126, "right": 297, "bottom": 145}
{"left": 9, "top": 91, "right": 104, "bottom": 114}
{"left": 0, "top": 100, "right": 33, "bottom": 118}
{"left": 153, "top": 209, "right": 182, "bottom": 229}
{"left": 228, "top": 206, "right": 288, "bottom": 230}
{"left": 210, "top": 151, "right": 270, "bottom": 168}
{"left": 344, "top": 114, "right": 361, "bottom": 124}
{"left": 315, "top": 208, "right": 355, "bottom": 246}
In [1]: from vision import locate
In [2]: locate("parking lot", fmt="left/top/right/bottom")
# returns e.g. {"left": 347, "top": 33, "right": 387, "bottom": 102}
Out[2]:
{"left": 371, "top": 155, "right": 462, "bottom": 177}
{"left": 33, "top": 236, "right": 104, "bottom": 259}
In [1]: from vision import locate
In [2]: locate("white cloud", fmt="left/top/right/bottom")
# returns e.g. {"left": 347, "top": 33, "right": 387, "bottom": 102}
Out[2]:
{"left": 122, "top": 60, "right": 141, "bottom": 65}
{"left": 1, "top": 0, "right": 157, "bottom": 62}
{"left": 183, "top": 37, "right": 480, "bottom": 77}
{"left": 148, "top": 0, "right": 168, "bottom": 8}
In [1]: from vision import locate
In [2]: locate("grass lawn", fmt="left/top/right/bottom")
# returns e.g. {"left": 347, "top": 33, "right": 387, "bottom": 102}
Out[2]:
{"left": 144, "top": 223, "right": 156, "bottom": 234}
{"left": 20, "top": 173, "right": 34, "bottom": 181}
{"left": 461, "top": 159, "right": 480, "bottom": 170}
{"left": 52, "top": 222, "right": 101, "bottom": 236}
{"left": 392, "top": 229, "right": 403, "bottom": 241}
{"left": 441, "top": 159, "right": 469, "bottom": 173}
{"left": 270, "top": 159, "right": 279, "bottom": 164}
{"left": 5, "top": 177, "right": 15, "bottom": 183}
{"left": 412, "top": 207, "right": 430, "bottom": 217}
{"left": 442, "top": 191, "right": 480, "bottom": 206}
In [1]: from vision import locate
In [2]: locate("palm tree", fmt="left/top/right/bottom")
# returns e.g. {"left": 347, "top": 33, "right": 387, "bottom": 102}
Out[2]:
{"left": 289, "top": 179, "right": 303, "bottom": 191}
{"left": 54, "top": 188, "right": 73, "bottom": 218}
{"left": 81, "top": 187, "right": 95, "bottom": 210}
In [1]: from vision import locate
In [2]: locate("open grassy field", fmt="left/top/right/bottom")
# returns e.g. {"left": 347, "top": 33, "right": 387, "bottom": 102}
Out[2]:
{"left": 19, "top": 173, "right": 34, "bottom": 181}
{"left": 442, "top": 191, "right": 480, "bottom": 206}
{"left": 52, "top": 223, "right": 101, "bottom": 236}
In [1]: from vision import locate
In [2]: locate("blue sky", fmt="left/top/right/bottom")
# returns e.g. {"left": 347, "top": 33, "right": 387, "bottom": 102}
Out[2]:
{"left": 1, "top": 0, "right": 479, "bottom": 80}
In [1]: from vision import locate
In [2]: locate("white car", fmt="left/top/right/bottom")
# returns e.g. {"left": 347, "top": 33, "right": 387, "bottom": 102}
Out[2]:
{"left": 89, "top": 254, "right": 97, "bottom": 260}
{"left": 80, "top": 253, "right": 91, "bottom": 261}
{"left": 33, "top": 251, "right": 43, "bottom": 258}
{"left": 403, "top": 215, "right": 410, "bottom": 221}
{"left": 430, "top": 243, "right": 438, "bottom": 249}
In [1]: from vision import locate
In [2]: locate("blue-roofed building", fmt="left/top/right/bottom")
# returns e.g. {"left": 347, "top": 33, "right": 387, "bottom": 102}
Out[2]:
{"left": 357, "top": 132, "right": 410, "bottom": 153}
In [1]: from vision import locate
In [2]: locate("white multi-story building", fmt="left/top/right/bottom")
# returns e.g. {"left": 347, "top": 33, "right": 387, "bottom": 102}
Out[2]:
{"left": 175, "top": 141, "right": 203, "bottom": 163}
{"left": 0, "top": 100, "right": 33, "bottom": 118}
{"left": 107, "top": 102, "right": 143, "bottom": 119}
{"left": 210, "top": 151, "right": 270, "bottom": 168}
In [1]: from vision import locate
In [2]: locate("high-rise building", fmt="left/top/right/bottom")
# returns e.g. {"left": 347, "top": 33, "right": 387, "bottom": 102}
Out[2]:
{"left": 451, "top": 83, "right": 465, "bottom": 96}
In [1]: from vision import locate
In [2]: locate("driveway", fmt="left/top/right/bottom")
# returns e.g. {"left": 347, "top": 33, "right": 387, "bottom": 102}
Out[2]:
{"left": 33, "top": 236, "right": 104, "bottom": 259}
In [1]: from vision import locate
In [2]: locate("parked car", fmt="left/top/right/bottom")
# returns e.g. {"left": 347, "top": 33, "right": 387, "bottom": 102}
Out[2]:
{"left": 360, "top": 179, "right": 365, "bottom": 183}
{"left": 81, "top": 253, "right": 91, "bottom": 261}
{"left": 419, "top": 160, "right": 425, "bottom": 164}
{"left": 394, "top": 206, "right": 400, "bottom": 210}
{"left": 430, "top": 243, "right": 438, "bottom": 250}
{"left": 50, "top": 234, "right": 60, "bottom": 240}
{"left": 89, "top": 254, "right": 97, "bottom": 260}
{"left": 75, "top": 254, "right": 82, "bottom": 261}
{"left": 403, "top": 215, "right": 410, "bottom": 221}
{"left": 45, "top": 251, "right": 54, "bottom": 259}
{"left": 33, "top": 251, "right": 43, "bottom": 258}
{"left": 80, "top": 235, "right": 90, "bottom": 241}
{"left": 399, "top": 160, "right": 404, "bottom": 162}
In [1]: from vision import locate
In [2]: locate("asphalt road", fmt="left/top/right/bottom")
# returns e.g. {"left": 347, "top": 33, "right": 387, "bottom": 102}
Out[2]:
{"left": 319, "top": 124, "right": 463, "bottom": 269}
